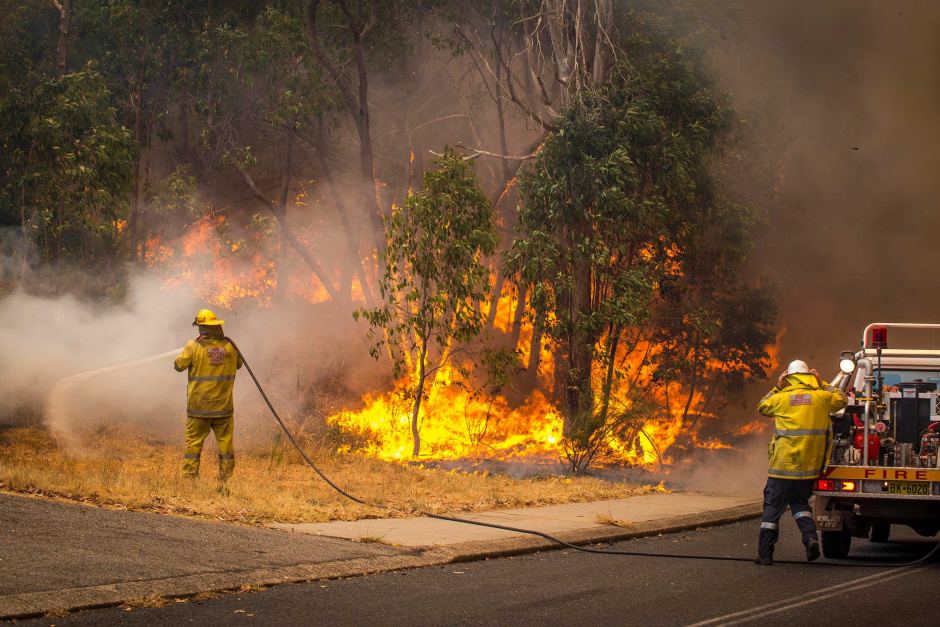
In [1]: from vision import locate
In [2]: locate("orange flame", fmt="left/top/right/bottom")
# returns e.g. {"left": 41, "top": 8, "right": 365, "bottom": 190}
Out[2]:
{"left": 146, "top": 211, "right": 346, "bottom": 308}
{"left": 147, "top": 214, "right": 782, "bottom": 468}
{"left": 326, "top": 284, "right": 763, "bottom": 467}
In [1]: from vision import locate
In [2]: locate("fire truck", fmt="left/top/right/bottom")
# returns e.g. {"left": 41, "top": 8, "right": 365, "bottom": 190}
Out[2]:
{"left": 814, "top": 323, "right": 940, "bottom": 558}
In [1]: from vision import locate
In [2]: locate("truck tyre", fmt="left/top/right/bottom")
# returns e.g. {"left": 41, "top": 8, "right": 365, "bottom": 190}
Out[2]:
{"left": 870, "top": 523, "right": 891, "bottom": 543}
{"left": 821, "top": 528, "right": 852, "bottom": 558}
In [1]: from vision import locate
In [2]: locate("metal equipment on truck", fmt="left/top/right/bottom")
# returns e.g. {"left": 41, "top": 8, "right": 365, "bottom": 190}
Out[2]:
{"left": 814, "top": 323, "right": 940, "bottom": 558}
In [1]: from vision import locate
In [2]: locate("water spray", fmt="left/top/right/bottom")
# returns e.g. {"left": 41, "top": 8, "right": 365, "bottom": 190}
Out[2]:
{"left": 44, "top": 348, "right": 182, "bottom": 442}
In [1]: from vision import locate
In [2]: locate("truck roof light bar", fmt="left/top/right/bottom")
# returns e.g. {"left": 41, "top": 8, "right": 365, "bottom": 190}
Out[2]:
{"left": 862, "top": 322, "right": 940, "bottom": 349}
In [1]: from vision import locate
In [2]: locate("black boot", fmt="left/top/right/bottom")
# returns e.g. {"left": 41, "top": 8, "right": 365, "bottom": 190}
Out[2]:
{"left": 805, "top": 540, "right": 820, "bottom": 562}
{"left": 756, "top": 527, "right": 778, "bottom": 566}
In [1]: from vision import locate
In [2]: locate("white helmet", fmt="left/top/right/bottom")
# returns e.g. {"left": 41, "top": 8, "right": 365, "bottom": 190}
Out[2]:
{"left": 786, "top": 359, "right": 810, "bottom": 375}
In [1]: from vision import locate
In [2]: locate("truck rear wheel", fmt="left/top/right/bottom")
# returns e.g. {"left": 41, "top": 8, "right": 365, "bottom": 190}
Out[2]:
{"left": 870, "top": 523, "right": 891, "bottom": 543}
{"left": 821, "top": 528, "right": 852, "bottom": 558}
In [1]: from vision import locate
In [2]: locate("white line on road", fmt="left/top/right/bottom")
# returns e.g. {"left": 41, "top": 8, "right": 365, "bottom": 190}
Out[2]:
{"left": 686, "top": 563, "right": 928, "bottom": 626}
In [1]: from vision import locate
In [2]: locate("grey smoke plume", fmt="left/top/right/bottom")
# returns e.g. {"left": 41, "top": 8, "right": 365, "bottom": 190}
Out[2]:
{"left": 701, "top": 0, "right": 940, "bottom": 367}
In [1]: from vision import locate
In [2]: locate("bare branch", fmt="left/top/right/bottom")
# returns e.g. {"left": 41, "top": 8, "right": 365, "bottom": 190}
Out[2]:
{"left": 454, "top": 143, "right": 539, "bottom": 161}
{"left": 376, "top": 114, "right": 472, "bottom": 138}
{"left": 454, "top": 21, "right": 557, "bottom": 130}
{"left": 233, "top": 154, "right": 342, "bottom": 303}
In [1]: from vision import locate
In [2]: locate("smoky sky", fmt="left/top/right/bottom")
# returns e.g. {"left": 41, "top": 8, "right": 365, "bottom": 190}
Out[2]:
{"left": 699, "top": 0, "right": 940, "bottom": 372}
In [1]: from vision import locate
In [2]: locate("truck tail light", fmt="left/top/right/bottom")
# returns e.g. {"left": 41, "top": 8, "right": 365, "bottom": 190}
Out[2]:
{"left": 841, "top": 480, "right": 857, "bottom": 491}
{"left": 817, "top": 479, "right": 835, "bottom": 491}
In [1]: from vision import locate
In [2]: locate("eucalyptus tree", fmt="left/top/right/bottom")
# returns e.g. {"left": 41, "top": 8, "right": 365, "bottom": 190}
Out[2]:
{"left": 356, "top": 150, "right": 498, "bottom": 457}
{"left": 304, "top": 0, "right": 417, "bottom": 272}
{"left": 429, "top": 0, "right": 622, "bottom": 383}
{"left": 506, "top": 20, "right": 774, "bottom": 471}
{"left": 189, "top": 6, "right": 371, "bottom": 304}
{"left": 0, "top": 64, "right": 133, "bottom": 264}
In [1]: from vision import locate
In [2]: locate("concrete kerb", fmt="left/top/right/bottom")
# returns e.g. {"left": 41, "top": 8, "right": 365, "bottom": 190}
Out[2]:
{"left": 439, "top": 501, "right": 763, "bottom": 563}
{"left": 0, "top": 552, "right": 447, "bottom": 622}
{"left": 0, "top": 502, "right": 761, "bottom": 622}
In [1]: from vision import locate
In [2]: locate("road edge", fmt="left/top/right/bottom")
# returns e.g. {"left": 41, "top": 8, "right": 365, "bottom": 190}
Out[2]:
{"left": 0, "top": 501, "right": 761, "bottom": 621}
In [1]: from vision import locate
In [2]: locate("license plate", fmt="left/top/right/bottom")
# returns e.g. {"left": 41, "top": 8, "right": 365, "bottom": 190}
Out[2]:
{"left": 887, "top": 481, "right": 931, "bottom": 495}
{"left": 816, "top": 516, "right": 841, "bottom": 529}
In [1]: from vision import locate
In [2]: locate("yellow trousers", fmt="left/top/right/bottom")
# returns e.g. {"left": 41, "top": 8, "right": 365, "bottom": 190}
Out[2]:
{"left": 183, "top": 416, "right": 234, "bottom": 480}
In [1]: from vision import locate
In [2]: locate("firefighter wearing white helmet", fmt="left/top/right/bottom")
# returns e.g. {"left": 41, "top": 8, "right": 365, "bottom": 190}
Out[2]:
{"left": 173, "top": 308, "right": 242, "bottom": 481}
{"left": 753, "top": 358, "right": 847, "bottom": 565}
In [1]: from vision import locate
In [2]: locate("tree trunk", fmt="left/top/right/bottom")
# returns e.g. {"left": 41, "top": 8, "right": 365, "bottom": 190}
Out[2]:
{"left": 313, "top": 130, "right": 375, "bottom": 304}
{"left": 492, "top": 25, "right": 512, "bottom": 183}
{"left": 305, "top": 0, "right": 385, "bottom": 278}
{"left": 139, "top": 127, "right": 152, "bottom": 261}
{"left": 598, "top": 326, "right": 620, "bottom": 422}
{"left": 523, "top": 309, "right": 544, "bottom": 392}
{"left": 485, "top": 269, "right": 506, "bottom": 328}
{"left": 411, "top": 338, "right": 428, "bottom": 457}
{"left": 560, "top": 222, "right": 596, "bottom": 435}
{"left": 590, "top": 0, "right": 613, "bottom": 86}
{"left": 49, "top": 0, "right": 69, "bottom": 76}
{"left": 234, "top": 142, "right": 342, "bottom": 304}
{"left": 350, "top": 35, "right": 386, "bottom": 288}
{"left": 510, "top": 284, "right": 527, "bottom": 346}
{"left": 129, "top": 83, "right": 143, "bottom": 262}
{"left": 563, "top": 335, "right": 595, "bottom": 434}
{"left": 680, "top": 341, "right": 702, "bottom": 427}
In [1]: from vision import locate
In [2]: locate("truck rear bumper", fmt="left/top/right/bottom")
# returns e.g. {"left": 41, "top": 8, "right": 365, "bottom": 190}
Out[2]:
{"left": 813, "top": 494, "right": 940, "bottom": 536}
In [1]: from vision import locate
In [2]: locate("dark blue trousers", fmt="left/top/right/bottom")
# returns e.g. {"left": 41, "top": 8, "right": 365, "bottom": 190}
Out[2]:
{"left": 758, "top": 477, "right": 817, "bottom": 559}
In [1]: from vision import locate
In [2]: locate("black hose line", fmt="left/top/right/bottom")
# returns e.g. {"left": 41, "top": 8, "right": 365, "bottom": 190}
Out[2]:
{"left": 225, "top": 337, "right": 368, "bottom": 506}
{"left": 225, "top": 337, "right": 939, "bottom": 569}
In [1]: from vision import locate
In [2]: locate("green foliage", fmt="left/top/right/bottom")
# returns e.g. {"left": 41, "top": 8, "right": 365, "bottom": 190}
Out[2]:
{"left": 149, "top": 166, "right": 202, "bottom": 221}
{"left": 190, "top": 6, "right": 334, "bottom": 166}
{"left": 310, "top": 0, "right": 416, "bottom": 74}
{"left": 0, "top": 0, "right": 58, "bottom": 93}
{"left": 0, "top": 63, "right": 133, "bottom": 262}
{"left": 359, "top": 149, "right": 498, "bottom": 371}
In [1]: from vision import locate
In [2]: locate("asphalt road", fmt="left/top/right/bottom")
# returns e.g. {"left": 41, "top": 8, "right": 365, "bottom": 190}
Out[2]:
{"left": 25, "top": 518, "right": 938, "bottom": 626}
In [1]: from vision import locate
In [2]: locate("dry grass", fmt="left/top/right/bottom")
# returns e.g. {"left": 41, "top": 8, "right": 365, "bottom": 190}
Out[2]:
{"left": 0, "top": 426, "right": 657, "bottom": 525}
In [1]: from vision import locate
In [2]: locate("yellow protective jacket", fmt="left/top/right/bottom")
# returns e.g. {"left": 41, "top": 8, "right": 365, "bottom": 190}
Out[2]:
{"left": 174, "top": 336, "right": 242, "bottom": 419}
{"left": 757, "top": 373, "right": 848, "bottom": 480}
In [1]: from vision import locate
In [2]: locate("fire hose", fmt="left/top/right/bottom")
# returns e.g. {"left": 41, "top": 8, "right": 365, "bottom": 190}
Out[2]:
{"left": 219, "top": 338, "right": 940, "bottom": 569}
{"left": 47, "top": 343, "right": 939, "bottom": 568}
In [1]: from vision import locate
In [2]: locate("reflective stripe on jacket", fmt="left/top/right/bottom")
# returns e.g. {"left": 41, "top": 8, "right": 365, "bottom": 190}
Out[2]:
{"left": 757, "top": 373, "right": 848, "bottom": 480}
{"left": 174, "top": 336, "right": 242, "bottom": 419}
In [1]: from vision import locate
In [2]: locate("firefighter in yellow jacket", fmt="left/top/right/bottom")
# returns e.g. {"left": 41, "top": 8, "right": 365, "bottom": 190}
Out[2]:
{"left": 174, "top": 309, "right": 242, "bottom": 480}
{"left": 754, "top": 359, "right": 847, "bottom": 565}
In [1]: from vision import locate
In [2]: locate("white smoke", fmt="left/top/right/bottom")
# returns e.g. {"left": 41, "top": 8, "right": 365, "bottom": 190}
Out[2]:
{"left": 0, "top": 274, "right": 199, "bottom": 440}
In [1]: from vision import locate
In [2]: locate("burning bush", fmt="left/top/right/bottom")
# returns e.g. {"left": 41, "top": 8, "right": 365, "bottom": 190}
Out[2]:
{"left": 355, "top": 149, "right": 499, "bottom": 458}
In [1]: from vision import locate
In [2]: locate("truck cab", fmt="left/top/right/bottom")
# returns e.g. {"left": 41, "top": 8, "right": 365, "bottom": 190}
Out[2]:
{"left": 813, "top": 323, "right": 940, "bottom": 558}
